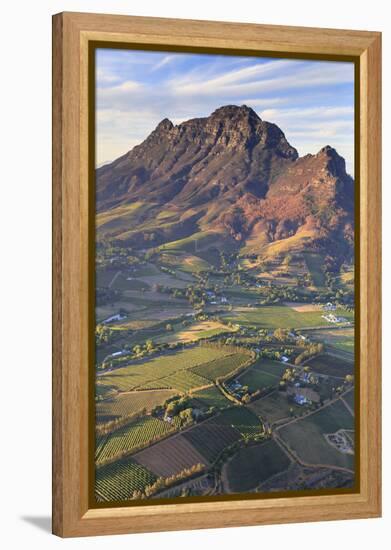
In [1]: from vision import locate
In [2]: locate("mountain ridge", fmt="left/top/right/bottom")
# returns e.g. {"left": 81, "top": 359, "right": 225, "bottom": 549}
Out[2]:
{"left": 96, "top": 105, "right": 354, "bottom": 264}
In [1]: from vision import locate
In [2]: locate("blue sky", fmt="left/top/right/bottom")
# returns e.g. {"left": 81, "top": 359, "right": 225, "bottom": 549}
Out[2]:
{"left": 96, "top": 49, "right": 355, "bottom": 175}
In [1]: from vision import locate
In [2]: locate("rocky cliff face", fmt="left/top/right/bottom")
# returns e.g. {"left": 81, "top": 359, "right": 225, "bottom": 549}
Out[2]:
{"left": 96, "top": 105, "right": 354, "bottom": 261}
{"left": 96, "top": 105, "right": 298, "bottom": 209}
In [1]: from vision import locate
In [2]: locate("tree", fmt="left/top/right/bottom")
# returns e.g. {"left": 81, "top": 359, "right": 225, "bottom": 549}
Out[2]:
{"left": 274, "top": 328, "right": 288, "bottom": 342}
{"left": 133, "top": 344, "right": 142, "bottom": 355}
{"left": 179, "top": 408, "right": 193, "bottom": 425}
{"left": 145, "top": 339, "right": 154, "bottom": 352}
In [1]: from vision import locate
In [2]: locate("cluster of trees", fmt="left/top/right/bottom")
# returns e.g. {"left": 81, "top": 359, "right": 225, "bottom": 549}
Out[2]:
{"left": 95, "top": 407, "right": 147, "bottom": 437}
{"left": 152, "top": 395, "right": 195, "bottom": 427}
{"left": 294, "top": 342, "right": 325, "bottom": 365}
{"left": 131, "top": 463, "right": 205, "bottom": 500}
{"left": 95, "top": 324, "right": 114, "bottom": 346}
{"left": 96, "top": 243, "right": 141, "bottom": 269}
{"left": 257, "top": 284, "right": 303, "bottom": 305}
{"left": 257, "top": 348, "right": 295, "bottom": 361}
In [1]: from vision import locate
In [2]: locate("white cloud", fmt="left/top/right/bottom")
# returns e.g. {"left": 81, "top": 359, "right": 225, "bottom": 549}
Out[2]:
{"left": 151, "top": 55, "right": 177, "bottom": 71}
{"left": 96, "top": 67, "right": 121, "bottom": 84}
{"left": 95, "top": 53, "right": 354, "bottom": 175}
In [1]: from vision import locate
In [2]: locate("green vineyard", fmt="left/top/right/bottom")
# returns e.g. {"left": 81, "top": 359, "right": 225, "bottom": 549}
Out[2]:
{"left": 96, "top": 416, "right": 176, "bottom": 463}
{"left": 95, "top": 457, "right": 156, "bottom": 501}
{"left": 191, "top": 352, "right": 250, "bottom": 381}
{"left": 141, "top": 370, "right": 210, "bottom": 393}
{"left": 191, "top": 385, "right": 231, "bottom": 409}
{"left": 97, "top": 346, "right": 232, "bottom": 394}
{"left": 216, "top": 407, "right": 264, "bottom": 438}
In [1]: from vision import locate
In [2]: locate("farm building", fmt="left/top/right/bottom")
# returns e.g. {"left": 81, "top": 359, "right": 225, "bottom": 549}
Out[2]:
{"left": 322, "top": 313, "right": 347, "bottom": 324}
{"left": 287, "top": 386, "right": 320, "bottom": 405}
{"left": 110, "top": 350, "right": 126, "bottom": 358}
{"left": 102, "top": 313, "right": 127, "bottom": 324}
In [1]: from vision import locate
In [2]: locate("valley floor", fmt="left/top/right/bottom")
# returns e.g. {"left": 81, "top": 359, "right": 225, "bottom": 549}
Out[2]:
{"left": 94, "top": 247, "right": 356, "bottom": 503}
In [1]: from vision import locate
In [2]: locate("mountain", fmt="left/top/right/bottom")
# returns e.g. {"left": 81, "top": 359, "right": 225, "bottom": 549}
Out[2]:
{"left": 96, "top": 105, "right": 354, "bottom": 263}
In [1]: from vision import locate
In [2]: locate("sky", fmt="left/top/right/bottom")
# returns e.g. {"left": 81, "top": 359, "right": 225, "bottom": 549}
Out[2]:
{"left": 96, "top": 49, "right": 355, "bottom": 176}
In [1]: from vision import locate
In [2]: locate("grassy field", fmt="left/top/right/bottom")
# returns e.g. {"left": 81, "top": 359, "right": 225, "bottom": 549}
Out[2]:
{"left": 134, "top": 434, "right": 208, "bottom": 477}
{"left": 95, "top": 457, "right": 156, "bottom": 502}
{"left": 156, "top": 320, "right": 233, "bottom": 344}
{"left": 305, "top": 354, "right": 354, "bottom": 377}
{"left": 191, "top": 352, "right": 251, "bottom": 381}
{"left": 249, "top": 391, "right": 303, "bottom": 424}
{"left": 110, "top": 274, "right": 150, "bottom": 291}
{"left": 96, "top": 202, "right": 149, "bottom": 235}
{"left": 96, "top": 346, "right": 232, "bottom": 394}
{"left": 159, "top": 251, "right": 211, "bottom": 274}
{"left": 307, "top": 328, "right": 355, "bottom": 355}
{"left": 224, "top": 305, "right": 354, "bottom": 329}
{"left": 96, "top": 267, "right": 120, "bottom": 287}
{"left": 224, "top": 440, "right": 291, "bottom": 493}
{"left": 96, "top": 389, "right": 176, "bottom": 424}
{"left": 191, "top": 385, "right": 232, "bottom": 410}
{"left": 96, "top": 416, "right": 176, "bottom": 463}
{"left": 278, "top": 399, "right": 355, "bottom": 469}
{"left": 238, "top": 359, "right": 286, "bottom": 392}
{"left": 158, "top": 230, "right": 225, "bottom": 254}
{"left": 343, "top": 388, "right": 355, "bottom": 411}
{"left": 238, "top": 369, "right": 279, "bottom": 392}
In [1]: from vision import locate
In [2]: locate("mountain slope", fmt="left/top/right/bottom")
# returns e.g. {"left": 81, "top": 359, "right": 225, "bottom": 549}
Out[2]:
{"left": 96, "top": 105, "right": 354, "bottom": 263}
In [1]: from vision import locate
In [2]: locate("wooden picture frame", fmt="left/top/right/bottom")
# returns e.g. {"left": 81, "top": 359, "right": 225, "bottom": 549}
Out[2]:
{"left": 52, "top": 11, "right": 381, "bottom": 537}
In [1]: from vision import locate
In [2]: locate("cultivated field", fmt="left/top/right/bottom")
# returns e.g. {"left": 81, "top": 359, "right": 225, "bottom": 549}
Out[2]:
{"left": 156, "top": 320, "right": 234, "bottom": 344}
{"left": 96, "top": 415, "right": 176, "bottom": 463}
{"left": 223, "top": 440, "right": 291, "bottom": 493}
{"left": 191, "top": 385, "right": 232, "bottom": 410}
{"left": 95, "top": 457, "right": 156, "bottom": 502}
{"left": 278, "top": 399, "right": 355, "bottom": 470}
{"left": 225, "top": 305, "right": 354, "bottom": 329}
{"left": 249, "top": 391, "right": 304, "bottom": 425}
{"left": 96, "top": 389, "right": 176, "bottom": 424}
{"left": 238, "top": 358, "right": 286, "bottom": 392}
{"left": 284, "top": 302, "right": 321, "bottom": 313}
{"left": 134, "top": 434, "right": 208, "bottom": 477}
{"left": 216, "top": 407, "right": 264, "bottom": 437}
{"left": 182, "top": 423, "right": 241, "bottom": 463}
{"left": 140, "top": 369, "right": 210, "bottom": 392}
{"left": 191, "top": 352, "right": 251, "bottom": 381}
{"left": 308, "top": 328, "right": 354, "bottom": 355}
{"left": 305, "top": 354, "right": 354, "bottom": 378}
{"left": 96, "top": 346, "right": 232, "bottom": 394}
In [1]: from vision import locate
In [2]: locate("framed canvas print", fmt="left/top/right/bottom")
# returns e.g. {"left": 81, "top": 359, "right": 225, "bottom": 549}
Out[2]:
{"left": 52, "top": 12, "right": 382, "bottom": 537}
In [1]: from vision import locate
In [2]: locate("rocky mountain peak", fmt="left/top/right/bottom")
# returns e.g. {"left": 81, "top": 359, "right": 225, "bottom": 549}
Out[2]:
{"left": 96, "top": 105, "right": 353, "bottom": 263}
{"left": 155, "top": 117, "right": 174, "bottom": 132}
{"left": 316, "top": 145, "right": 348, "bottom": 177}
{"left": 210, "top": 104, "right": 260, "bottom": 121}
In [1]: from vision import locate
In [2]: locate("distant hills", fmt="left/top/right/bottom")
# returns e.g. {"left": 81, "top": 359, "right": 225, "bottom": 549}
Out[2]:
{"left": 96, "top": 105, "right": 354, "bottom": 263}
